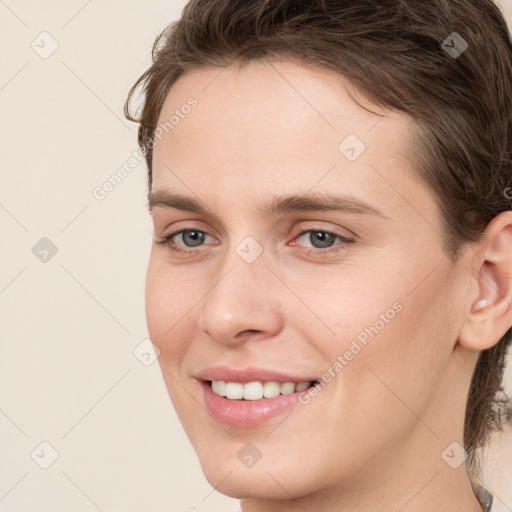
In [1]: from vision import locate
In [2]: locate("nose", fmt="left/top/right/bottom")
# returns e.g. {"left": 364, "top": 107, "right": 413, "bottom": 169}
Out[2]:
{"left": 197, "top": 245, "right": 284, "bottom": 345}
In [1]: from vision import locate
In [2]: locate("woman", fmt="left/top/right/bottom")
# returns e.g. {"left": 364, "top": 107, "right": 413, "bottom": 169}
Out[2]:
{"left": 125, "top": 1, "right": 512, "bottom": 510}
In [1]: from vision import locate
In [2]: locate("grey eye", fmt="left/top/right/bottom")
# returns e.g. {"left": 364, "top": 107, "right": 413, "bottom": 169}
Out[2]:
{"left": 309, "top": 231, "right": 336, "bottom": 248}
{"left": 179, "top": 230, "right": 206, "bottom": 247}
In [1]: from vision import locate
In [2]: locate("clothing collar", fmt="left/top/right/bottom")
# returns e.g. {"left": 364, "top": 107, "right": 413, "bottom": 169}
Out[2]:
{"left": 471, "top": 480, "right": 493, "bottom": 512}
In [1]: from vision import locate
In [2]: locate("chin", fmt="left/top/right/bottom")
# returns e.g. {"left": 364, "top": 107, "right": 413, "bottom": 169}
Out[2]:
{"left": 201, "top": 467, "right": 298, "bottom": 500}
{"left": 195, "top": 448, "right": 316, "bottom": 501}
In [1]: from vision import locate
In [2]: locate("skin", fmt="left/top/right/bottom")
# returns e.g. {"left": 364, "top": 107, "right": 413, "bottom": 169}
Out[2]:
{"left": 145, "top": 59, "right": 512, "bottom": 512}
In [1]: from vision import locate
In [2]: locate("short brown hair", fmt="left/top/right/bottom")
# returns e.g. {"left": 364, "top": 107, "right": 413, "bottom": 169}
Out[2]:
{"left": 124, "top": 0, "right": 512, "bottom": 478}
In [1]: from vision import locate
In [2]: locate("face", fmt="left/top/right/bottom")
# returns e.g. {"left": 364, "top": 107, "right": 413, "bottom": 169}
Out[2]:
{"left": 146, "top": 59, "right": 469, "bottom": 501}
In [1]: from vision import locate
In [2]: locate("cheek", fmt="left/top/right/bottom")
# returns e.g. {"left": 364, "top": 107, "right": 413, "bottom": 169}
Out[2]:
{"left": 332, "top": 276, "right": 454, "bottom": 438}
{"left": 145, "top": 260, "right": 201, "bottom": 417}
{"left": 287, "top": 260, "right": 451, "bottom": 421}
{"left": 145, "top": 258, "right": 197, "bottom": 360}
{"left": 145, "top": 264, "right": 172, "bottom": 342}
{"left": 281, "top": 261, "right": 402, "bottom": 355}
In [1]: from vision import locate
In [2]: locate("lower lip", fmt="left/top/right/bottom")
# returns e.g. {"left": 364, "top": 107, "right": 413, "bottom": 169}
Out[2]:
{"left": 200, "top": 381, "right": 308, "bottom": 427}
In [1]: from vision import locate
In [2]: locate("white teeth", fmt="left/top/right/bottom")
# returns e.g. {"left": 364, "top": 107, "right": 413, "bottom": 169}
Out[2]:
{"left": 225, "top": 382, "right": 244, "bottom": 399}
{"left": 295, "top": 381, "right": 310, "bottom": 392}
{"left": 280, "top": 382, "right": 296, "bottom": 395}
{"left": 217, "top": 380, "right": 227, "bottom": 396}
{"left": 244, "top": 381, "right": 263, "bottom": 400}
{"left": 263, "top": 381, "right": 281, "bottom": 398}
{"left": 210, "top": 380, "right": 313, "bottom": 400}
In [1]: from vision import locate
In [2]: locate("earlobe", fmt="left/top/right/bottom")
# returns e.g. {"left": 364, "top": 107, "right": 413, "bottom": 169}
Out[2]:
{"left": 458, "top": 211, "right": 512, "bottom": 352}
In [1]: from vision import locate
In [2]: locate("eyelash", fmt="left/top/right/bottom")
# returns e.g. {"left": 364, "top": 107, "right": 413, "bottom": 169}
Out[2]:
{"left": 155, "top": 226, "right": 353, "bottom": 257}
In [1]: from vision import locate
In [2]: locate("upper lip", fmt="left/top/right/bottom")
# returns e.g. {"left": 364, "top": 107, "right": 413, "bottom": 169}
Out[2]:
{"left": 195, "top": 366, "right": 318, "bottom": 384}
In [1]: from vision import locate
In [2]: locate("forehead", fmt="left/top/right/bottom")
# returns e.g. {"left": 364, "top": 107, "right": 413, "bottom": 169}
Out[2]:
{"left": 155, "top": 59, "right": 412, "bottom": 153}
{"left": 151, "top": 59, "right": 436, "bottom": 228}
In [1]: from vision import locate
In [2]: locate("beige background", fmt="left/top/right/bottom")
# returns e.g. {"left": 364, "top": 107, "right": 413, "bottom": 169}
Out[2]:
{"left": 0, "top": 1, "right": 511, "bottom": 511}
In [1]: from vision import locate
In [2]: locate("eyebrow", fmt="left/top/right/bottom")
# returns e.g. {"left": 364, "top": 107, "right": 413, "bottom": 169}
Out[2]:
{"left": 147, "top": 190, "right": 390, "bottom": 219}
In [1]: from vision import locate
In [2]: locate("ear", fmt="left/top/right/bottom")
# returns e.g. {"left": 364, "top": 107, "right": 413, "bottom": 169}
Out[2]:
{"left": 458, "top": 211, "right": 512, "bottom": 351}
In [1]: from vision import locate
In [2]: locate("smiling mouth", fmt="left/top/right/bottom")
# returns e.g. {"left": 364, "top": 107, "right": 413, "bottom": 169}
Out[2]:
{"left": 207, "top": 379, "right": 320, "bottom": 401}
